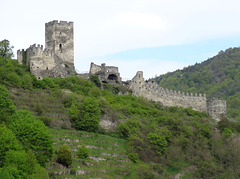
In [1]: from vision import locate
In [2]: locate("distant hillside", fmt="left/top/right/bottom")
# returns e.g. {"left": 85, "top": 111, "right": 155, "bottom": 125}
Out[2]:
{"left": 154, "top": 47, "right": 240, "bottom": 120}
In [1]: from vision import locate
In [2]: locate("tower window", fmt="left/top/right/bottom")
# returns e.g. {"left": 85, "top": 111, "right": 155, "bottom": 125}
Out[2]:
{"left": 59, "top": 44, "right": 62, "bottom": 53}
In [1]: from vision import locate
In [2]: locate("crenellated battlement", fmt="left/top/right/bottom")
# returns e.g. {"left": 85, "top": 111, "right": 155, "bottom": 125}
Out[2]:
{"left": 145, "top": 80, "right": 206, "bottom": 98}
{"left": 45, "top": 20, "right": 73, "bottom": 27}
{"left": 129, "top": 71, "right": 226, "bottom": 121}
{"left": 17, "top": 20, "right": 75, "bottom": 79}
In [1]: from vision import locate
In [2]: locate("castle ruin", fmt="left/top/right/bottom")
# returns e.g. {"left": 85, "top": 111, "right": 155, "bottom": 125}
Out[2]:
{"left": 17, "top": 20, "right": 75, "bottom": 79}
{"left": 17, "top": 20, "right": 227, "bottom": 121}
{"left": 89, "top": 62, "right": 122, "bottom": 83}
{"left": 128, "top": 71, "right": 227, "bottom": 121}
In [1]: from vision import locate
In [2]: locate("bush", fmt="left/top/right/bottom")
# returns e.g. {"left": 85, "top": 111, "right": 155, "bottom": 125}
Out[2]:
{"left": 0, "top": 85, "right": 16, "bottom": 122}
{"left": 57, "top": 145, "right": 72, "bottom": 167}
{"left": 77, "top": 145, "right": 89, "bottom": 159}
{"left": 136, "top": 165, "right": 154, "bottom": 179}
{"left": 222, "top": 128, "right": 232, "bottom": 138}
{"left": 128, "top": 152, "right": 139, "bottom": 163}
{"left": 8, "top": 110, "right": 53, "bottom": 166}
{"left": 0, "top": 124, "right": 21, "bottom": 166}
{"left": 69, "top": 97, "right": 100, "bottom": 132}
{"left": 90, "top": 75, "right": 101, "bottom": 88}
{"left": 3, "top": 150, "right": 49, "bottom": 179}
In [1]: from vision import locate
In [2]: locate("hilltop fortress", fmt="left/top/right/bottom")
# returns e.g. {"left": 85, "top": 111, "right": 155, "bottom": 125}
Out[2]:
{"left": 17, "top": 20, "right": 226, "bottom": 121}
{"left": 17, "top": 20, "right": 75, "bottom": 79}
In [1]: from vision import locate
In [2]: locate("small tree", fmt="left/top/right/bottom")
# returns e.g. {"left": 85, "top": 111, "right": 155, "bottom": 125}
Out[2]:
{"left": 69, "top": 97, "right": 100, "bottom": 132}
{"left": 0, "top": 39, "right": 14, "bottom": 59}
{"left": 0, "top": 85, "right": 16, "bottom": 122}
{"left": 0, "top": 124, "right": 21, "bottom": 165}
{"left": 57, "top": 145, "right": 72, "bottom": 167}
{"left": 8, "top": 110, "right": 53, "bottom": 166}
{"left": 77, "top": 145, "right": 89, "bottom": 159}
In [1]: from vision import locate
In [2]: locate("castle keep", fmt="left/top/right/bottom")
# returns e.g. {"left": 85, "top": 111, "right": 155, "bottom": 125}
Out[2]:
{"left": 128, "top": 71, "right": 227, "bottom": 121}
{"left": 17, "top": 20, "right": 75, "bottom": 79}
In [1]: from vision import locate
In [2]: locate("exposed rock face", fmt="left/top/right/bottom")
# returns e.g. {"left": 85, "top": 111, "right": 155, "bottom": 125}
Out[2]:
{"left": 128, "top": 71, "right": 227, "bottom": 121}
{"left": 17, "top": 20, "right": 75, "bottom": 79}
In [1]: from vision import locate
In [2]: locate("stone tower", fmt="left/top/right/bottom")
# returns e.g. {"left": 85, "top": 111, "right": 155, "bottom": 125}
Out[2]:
{"left": 17, "top": 20, "right": 75, "bottom": 79}
{"left": 45, "top": 20, "right": 74, "bottom": 66}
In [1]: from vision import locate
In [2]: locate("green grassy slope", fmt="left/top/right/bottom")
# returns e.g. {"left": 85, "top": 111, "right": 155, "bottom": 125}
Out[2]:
{"left": 1, "top": 55, "right": 240, "bottom": 178}
{"left": 47, "top": 128, "right": 134, "bottom": 178}
{"left": 154, "top": 47, "right": 240, "bottom": 120}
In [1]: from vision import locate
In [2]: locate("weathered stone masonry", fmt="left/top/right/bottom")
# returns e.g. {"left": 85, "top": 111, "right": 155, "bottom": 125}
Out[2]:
{"left": 17, "top": 20, "right": 227, "bottom": 121}
{"left": 128, "top": 71, "right": 227, "bottom": 121}
{"left": 17, "top": 20, "right": 75, "bottom": 79}
{"left": 89, "top": 62, "right": 122, "bottom": 83}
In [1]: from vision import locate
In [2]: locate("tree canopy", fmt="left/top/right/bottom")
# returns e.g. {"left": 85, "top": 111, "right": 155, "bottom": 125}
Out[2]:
{"left": 0, "top": 39, "right": 14, "bottom": 59}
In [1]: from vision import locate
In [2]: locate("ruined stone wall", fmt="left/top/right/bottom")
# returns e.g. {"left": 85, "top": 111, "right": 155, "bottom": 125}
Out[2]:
{"left": 17, "top": 43, "right": 74, "bottom": 79}
{"left": 17, "top": 50, "right": 23, "bottom": 65}
{"left": 207, "top": 98, "right": 227, "bottom": 120}
{"left": 89, "top": 63, "right": 121, "bottom": 82}
{"left": 129, "top": 71, "right": 226, "bottom": 120}
{"left": 17, "top": 20, "right": 75, "bottom": 79}
{"left": 89, "top": 62, "right": 102, "bottom": 74}
{"left": 45, "top": 20, "right": 74, "bottom": 65}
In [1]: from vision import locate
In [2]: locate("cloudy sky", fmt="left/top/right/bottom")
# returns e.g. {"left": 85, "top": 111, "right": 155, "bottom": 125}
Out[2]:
{"left": 1, "top": 0, "right": 240, "bottom": 80}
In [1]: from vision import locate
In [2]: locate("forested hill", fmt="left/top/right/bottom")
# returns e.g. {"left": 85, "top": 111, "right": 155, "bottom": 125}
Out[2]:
{"left": 154, "top": 47, "right": 240, "bottom": 120}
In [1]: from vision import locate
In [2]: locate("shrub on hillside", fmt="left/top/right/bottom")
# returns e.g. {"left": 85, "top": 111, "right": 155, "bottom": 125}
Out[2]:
{"left": 69, "top": 97, "right": 100, "bottom": 132}
{"left": 0, "top": 85, "right": 16, "bottom": 122}
{"left": 0, "top": 124, "right": 21, "bottom": 166}
{"left": 57, "top": 145, "right": 72, "bottom": 167}
{"left": 77, "top": 145, "right": 89, "bottom": 159}
{"left": 8, "top": 110, "right": 53, "bottom": 166}
{"left": 2, "top": 150, "right": 49, "bottom": 179}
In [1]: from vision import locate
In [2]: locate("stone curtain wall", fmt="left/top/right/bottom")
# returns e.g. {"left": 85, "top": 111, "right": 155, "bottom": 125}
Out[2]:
{"left": 129, "top": 71, "right": 226, "bottom": 121}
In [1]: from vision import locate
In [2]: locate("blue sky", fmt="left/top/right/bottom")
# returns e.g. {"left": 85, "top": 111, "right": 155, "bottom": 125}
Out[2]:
{"left": 1, "top": 0, "right": 240, "bottom": 79}
{"left": 107, "top": 36, "right": 240, "bottom": 63}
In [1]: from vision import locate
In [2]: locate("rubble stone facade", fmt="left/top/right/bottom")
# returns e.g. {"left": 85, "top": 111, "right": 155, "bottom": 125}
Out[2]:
{"left": 128, "top": 71, "right": 227, "bottom": 121}
{"left": 89, "top": 62, "right": 121, "bottom": 83}
{"left": 17, "top": 20, "right": 75, "bottom": 79}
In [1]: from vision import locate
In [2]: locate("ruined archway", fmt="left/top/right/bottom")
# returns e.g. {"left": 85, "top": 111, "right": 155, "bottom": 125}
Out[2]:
{"left": 108, "top": 74, "right": 118, "bottom": 81}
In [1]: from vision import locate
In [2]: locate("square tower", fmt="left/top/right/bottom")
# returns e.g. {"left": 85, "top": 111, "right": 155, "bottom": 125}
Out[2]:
{"left": 45, "top": 20, "right": 74, "bottom": 65}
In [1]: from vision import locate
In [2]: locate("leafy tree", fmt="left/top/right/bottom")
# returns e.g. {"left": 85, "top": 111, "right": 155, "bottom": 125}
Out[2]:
{"left": 21, "top": 74, "right": 33, "bottom": 89}
{"left": 0, "top": 85, "right": 16, "bottom": 123}
{"left": 57, "top": 145, "right": 72, "bottom": 167}
{"left": 0, "top": 40, "right": 14, "bottom": 59}
{"left": 69, "top": 97, "right": 100, "bottom": 132}
{"left": 90, "top": 75, "right": 101, "bottom": 88}
{"left": 222, "top": 128, "right": 232, "bottom": 138}
{"left": 8, "top": 110, "right": 53, "bottom": 166}
{"left": 2, "top": 150, "right": 49, "bottom": 179}
{"left": 0, "top": 124, "right": 21, "bottom": 166}
{"left": 77, "top": 145, "right": 89, "bottom": 159}
{"left": 147, "top": 133, "right": 168, "bottom": 154}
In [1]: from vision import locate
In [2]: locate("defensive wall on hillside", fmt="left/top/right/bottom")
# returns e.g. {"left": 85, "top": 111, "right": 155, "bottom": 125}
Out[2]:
{"left": 128, "top": 71, "right": 227, "bottom": 121}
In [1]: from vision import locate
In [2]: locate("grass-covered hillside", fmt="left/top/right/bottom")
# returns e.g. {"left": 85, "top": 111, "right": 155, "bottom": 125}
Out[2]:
{"left": 154, "top": 47, "right": 240, "bottom": 121}
{"left": 1, "top": 42, "right": 240, "bottom": 178}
